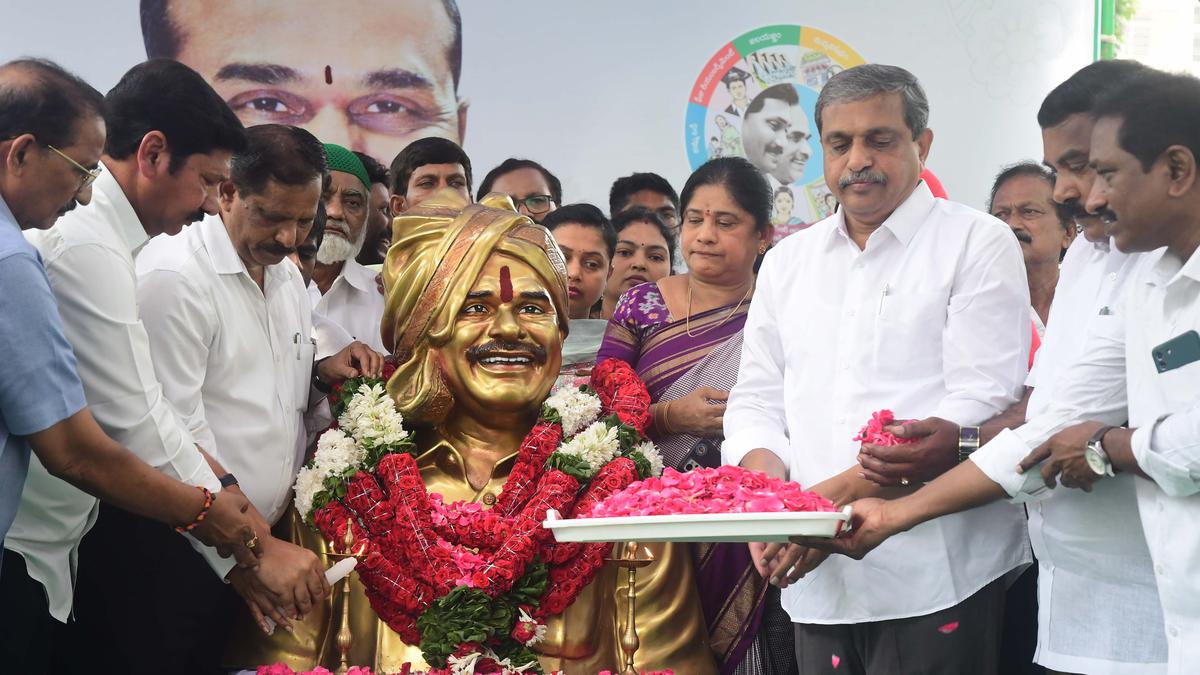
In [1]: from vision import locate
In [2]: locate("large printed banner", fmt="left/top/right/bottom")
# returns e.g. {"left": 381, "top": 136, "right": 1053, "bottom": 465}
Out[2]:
{"left": 2, "top": 1, "right": 1094, "bottom": 213}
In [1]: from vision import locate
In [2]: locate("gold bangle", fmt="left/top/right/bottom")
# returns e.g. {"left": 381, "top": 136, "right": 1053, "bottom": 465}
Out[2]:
{"left": 660, "top": 400, "right": 676, "bottom": 436}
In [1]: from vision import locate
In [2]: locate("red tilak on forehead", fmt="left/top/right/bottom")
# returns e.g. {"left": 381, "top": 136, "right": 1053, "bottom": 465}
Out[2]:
{"left": 499, "top": 265, "right": 513, "bottom": 302}
{"left": 324, "top": 65, "right": 333, "bottom": 84}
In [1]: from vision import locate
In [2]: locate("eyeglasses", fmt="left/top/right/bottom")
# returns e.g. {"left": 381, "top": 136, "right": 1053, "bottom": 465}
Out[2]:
{"left": 512, "top": 195, "right": 555, "bottom": 215}
{"left": 47, "top": 145, "right": 102, "bottom": 193}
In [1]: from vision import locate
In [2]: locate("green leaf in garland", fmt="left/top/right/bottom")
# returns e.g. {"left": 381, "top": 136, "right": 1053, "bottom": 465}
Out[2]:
{"left": 545, "top": 451, "right": 593, "bottom": 482}
{"left": 505, "top": 561, "right": 548, "bottom": 607}
{"left": 417, "top": 586, "right": 515, "bottom": 667}
{"left": 626, "top": 450, "right": 653, "bottom": 479}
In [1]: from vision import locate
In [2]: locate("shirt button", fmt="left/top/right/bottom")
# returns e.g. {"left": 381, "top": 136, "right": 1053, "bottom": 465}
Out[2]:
{"left": 481, "top": 492, "right": 497, "bottom": 506}
{"left": 846, "top": 309, "right": 856, "bottom": 318}
{"left": 1155, "top": 564, "right": 1164, "bottom": 576}
{"left": 1168, "top": 626, "right": 1179, "bottom": 638}
{"left": 841, "top": 363, "right": 850, "bottom": 371}
{"left": 837, "top": 416, "right": 847, "bottom": 424}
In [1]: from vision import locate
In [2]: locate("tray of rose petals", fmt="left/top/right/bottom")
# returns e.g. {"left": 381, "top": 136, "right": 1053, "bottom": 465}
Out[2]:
{"left": 543, "top": 466, "right": 851, "bottom": 543}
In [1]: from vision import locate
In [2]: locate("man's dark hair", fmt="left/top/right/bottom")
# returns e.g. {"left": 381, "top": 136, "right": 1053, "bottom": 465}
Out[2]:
{"left": 476, "top": 158, "right": 562, "bottom": 204}
{"left": 746, "top": 83, "right": 801, "bottom": 117}
{"left": 612, "top": 206, "right": 676, "bottom": 269}
{"left": 988, "top": 161, "right": 1073, "bottom": 232}
{"left": 608, "top": 172, "right": 679, "bottom": 217}
{"left": 815, "top": 64, "right": 928, "bottom": 139}
{"left": 388, "top": 137, "right": 472, "bottom": 196}
{"left": 104, "top": 59, "right": 245, "bottom": 171}
{"left": 1094, "top": 70, "right": 1200, "bottom": 173}
{"left": 230, "top": 124, "right": 329, "bottom": 197}
{"left": 353, "top": 151, "right": 390, "bottom": 187}
{"left": 680, "top": 157, "right": 772, "bottom": 234}
{"left": 1037, "top": 59, "right": 1149, "bottom": 129}
{"left": 541, "top": 203, "right": 616, "bottom": 259}
{"left": 140, "top": 0, "right": 464, "bottom": 91}
{"left": 307, "top": 199, "right": 327, "bottom": 249}
{"left": 0, "top": 58, "right": 105, "bottom": 148}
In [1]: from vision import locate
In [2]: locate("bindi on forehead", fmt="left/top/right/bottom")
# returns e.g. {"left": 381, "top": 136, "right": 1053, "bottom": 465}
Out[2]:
{"left": 499, "top": 265, "right": 513, "bottom": 303}
{"left": 325, "top": 65, "right": 332, "bottom": 84}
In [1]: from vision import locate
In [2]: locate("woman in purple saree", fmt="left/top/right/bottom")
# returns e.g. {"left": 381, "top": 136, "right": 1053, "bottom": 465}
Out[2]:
{"left": 596, "top": 158, "right": 794, "bottom": 675}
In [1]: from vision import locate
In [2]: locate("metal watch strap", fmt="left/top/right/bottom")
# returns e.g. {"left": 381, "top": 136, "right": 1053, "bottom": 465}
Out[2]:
{"left": 957, "top": 426, "right": 981, "bottom": 464}
{"left": 1089, "top": 424, "right": 1119, "bottom": 475}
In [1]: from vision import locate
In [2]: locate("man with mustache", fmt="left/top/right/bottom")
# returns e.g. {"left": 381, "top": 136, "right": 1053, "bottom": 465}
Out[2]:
{"left": 742, "top": 84, "right": 812, "bottom": 188}
{"left": 5, "top": 59, "right": 341, "bottom": 672}
{"left": 987, "top": 162, "right": 1075, "bottom": 336}
{"left": 77, "top": 124, "right": 383, "bottom": 672}
{"left": 802, "top": 66, "right": 1200, "bottom": 674}
{"left": 724, "top": 64, "right": 1031, "bottom": 674}
{"left": 801, "top": 61, "right": 1169, "bottom": 675}
{"left": 308, "top": 143, "right": 387, "bottom": 353}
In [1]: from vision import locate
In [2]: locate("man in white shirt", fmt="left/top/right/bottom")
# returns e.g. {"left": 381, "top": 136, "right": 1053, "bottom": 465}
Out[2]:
{"left": 722, "top": 64, "right": 1031, "bottom": 674}
{"left": 987, "top": 162, "right": 1075, "bottom": 339}
{"left": 309, "top": 143, "right": 387, "bottom": 353}
{"left": 4, "top": 60, "right": 329, "bottom": 671}
{"left": 849, "top": 60, "right": 1167, "bottom": 675}
{"left": 73, "top": 124, "right": 376, "bottom": 673}
{"left": 801, "top": 68, "right": 1200, "bottom": 675}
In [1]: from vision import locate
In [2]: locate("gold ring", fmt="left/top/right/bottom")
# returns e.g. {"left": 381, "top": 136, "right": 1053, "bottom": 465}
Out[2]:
{"left": 245, "top": 534, "right": 259, "bottom": 550}
{"left": 900, "top": 477, "right": 910, "bottom": 486}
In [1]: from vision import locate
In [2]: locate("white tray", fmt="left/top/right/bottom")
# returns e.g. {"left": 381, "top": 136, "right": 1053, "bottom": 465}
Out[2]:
{"left": 543, "top": 507, "right": 851, "bottom": 543}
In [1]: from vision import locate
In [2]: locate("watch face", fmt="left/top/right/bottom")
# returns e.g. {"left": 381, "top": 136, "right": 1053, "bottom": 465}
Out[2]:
{"left": 1084, "top": 445, "right": 1107, "bottom": 476}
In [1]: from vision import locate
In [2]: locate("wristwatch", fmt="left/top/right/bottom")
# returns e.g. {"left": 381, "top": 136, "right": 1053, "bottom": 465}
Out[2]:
{"left": 218, "top": 473, "right": 239, "bottom": 488}
{"left": 1084, "top": 425, "right": 1118, "bottom": 477}
{"left": 957, "top": 426, "right": 981, "bottom": 463}
{"left": 312, "top": 371, "right": 333, "bottom": 394}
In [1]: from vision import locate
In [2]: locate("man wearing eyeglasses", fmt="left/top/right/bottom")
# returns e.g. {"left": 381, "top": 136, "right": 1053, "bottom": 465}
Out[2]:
{"left": 4, "top": 59, "right": 336, "bottom": 672}
{"left": 0, "top": 58, "right": 294, "bottom": 672}
{"left": 476, "top": 157, "right": 562, "bottom": 223}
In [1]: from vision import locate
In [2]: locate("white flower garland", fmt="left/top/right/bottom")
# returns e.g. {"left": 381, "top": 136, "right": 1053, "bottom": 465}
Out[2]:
{"left": 633, "top": 440, "right": 665, "bottom": 479}
{"left": 543, "top": 386, "right": 602, "bottom": 437}
{"left": 556, "top": 421, "right": 621, "bottom": 476}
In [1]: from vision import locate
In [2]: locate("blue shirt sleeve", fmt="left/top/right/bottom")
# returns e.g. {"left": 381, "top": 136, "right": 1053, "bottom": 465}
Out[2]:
{"left": 0, "top": 251, "right": 87, "bottom": 436}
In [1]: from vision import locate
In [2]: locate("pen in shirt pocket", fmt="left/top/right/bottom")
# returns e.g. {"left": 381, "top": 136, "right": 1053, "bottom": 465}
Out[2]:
{"left": 293, "top": 332, "right": 301, "bottom": 359}
{"left": 877, "top": 283, "right": 890, "bottom": 315}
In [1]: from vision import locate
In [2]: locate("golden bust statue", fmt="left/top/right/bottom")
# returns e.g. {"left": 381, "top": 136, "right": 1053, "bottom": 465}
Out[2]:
{"left": 227, "top": 191, "right": 715, "bottom": 674}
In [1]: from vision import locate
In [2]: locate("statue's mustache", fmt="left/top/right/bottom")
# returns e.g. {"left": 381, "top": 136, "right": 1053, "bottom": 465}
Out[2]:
{"left": 466, "top": 340, "right": 548, "bottom": 365}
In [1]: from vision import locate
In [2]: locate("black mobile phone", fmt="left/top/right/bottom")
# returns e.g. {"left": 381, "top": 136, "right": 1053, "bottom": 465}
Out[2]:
{"left": 1152, "top": 330, "right": 1200, "bottom": 373}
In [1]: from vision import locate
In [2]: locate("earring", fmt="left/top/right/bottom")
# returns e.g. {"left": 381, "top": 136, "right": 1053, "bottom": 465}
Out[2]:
{"left": 758, "top": 245, "right": 767, "bottom": 254}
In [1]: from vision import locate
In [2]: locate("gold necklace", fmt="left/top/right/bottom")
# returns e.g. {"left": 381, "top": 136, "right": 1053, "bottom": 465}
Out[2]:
{"left": 685, "top": 279, "right": 754, "bottom": 337}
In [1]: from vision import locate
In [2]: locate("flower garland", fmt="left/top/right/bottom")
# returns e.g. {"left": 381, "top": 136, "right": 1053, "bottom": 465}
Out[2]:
{"left": 257, "top": 665, "right": 675, "bottom": 675}
{"left": 293, "top": 358, "right": 665, "bottom": 674}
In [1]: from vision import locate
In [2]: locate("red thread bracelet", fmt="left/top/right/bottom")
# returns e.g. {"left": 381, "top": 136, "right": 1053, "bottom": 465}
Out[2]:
{"left": 175, "top": 486, "right": 214, "bottom": 534}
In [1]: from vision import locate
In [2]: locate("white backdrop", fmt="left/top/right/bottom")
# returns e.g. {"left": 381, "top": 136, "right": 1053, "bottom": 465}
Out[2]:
{"left": 2, "top": 0, "right": 1095, "bottom": 213}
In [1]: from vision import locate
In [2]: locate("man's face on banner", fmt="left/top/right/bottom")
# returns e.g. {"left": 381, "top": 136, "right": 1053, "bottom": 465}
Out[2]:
{"left": 164, "top": 0, "right": 466, "bottom": 163}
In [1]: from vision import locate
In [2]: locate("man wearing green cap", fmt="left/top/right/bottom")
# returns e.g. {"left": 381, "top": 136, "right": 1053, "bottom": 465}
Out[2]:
{"left": 309, "top": 143, "right": 387, "bottom": 353}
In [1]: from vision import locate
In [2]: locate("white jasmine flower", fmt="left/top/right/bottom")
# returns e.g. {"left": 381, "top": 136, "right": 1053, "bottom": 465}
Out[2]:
{"left": 339, "top": 384, "right": 409, "bottom": 448}
{"left": 633, "top": 440, "right": 665, "bottom": 477}
{"left": 312, "top": 427, "right": 366, "bottom": 477}
{"left": 292, "top": 465, "right": 324, "bottom": 518}
{"left": 545, "top": 387, "right": 602, "bottom": 437}
{"left": 447, "top": 651, "right": 481, "bottom": 674}
{"left": 558, "top": 421, "right": 620, "bottom": 474}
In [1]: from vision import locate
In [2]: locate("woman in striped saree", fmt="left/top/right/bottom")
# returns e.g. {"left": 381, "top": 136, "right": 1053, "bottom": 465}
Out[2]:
{"left": 596, "top": 157, "right": 794, "bottom": 675}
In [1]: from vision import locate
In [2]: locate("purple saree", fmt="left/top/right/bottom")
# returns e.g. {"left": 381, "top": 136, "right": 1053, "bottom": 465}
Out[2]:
{"left": 596, "top": 282, "right": 768, "bottom": 675}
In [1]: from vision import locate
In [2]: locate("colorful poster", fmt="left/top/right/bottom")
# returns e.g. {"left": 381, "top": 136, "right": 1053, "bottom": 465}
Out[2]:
{"left": 686, "top": 25, "right": 864, "bottom": 242}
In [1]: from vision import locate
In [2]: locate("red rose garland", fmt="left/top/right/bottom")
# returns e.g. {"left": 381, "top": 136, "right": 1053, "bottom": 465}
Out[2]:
{"left": 307, "top": 359, "right": 654, "bottom": 673}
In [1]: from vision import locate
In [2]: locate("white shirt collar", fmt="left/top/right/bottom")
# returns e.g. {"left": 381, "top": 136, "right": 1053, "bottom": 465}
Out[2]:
{"left": 94, "top": 161, "right": 149, "bottom": 256}
{"left": 1145, "top": 245, "right": 1200, "bottom": 288}
{"left": 825, "top": 181, "right": 934, "bottom": 251}
{"left": 337, "top": 258, "right": 377, "bottom": 294}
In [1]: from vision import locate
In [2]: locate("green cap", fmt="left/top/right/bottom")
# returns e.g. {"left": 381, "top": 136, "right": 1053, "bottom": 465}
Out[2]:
{"left": 322, "top": 143, "right": 370, "bottom": 192}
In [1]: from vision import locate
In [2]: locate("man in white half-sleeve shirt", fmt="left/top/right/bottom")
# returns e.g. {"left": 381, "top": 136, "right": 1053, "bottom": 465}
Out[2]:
{"left": 307, "top": 143, "right": 387, "bottom": 353}
{"left": 800, "top": 69, "right": 1200, "bottom": 675}
{"left": 6, "top": 60, "right": 326, "bottom": 665}
{"left": 722, "top": 64, "right": 1031, "bottom": 675}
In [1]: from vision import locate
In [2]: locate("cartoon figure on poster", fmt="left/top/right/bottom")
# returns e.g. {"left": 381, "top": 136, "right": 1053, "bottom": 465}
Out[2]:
{"left": 686, "top": 25, "right": 865, "bottom": 243}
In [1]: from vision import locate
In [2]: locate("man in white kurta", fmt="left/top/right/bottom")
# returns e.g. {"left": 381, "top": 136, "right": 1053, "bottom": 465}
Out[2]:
{"left": 723, "top": 64, "right": 1031, "bottom": 674}
{"left": 308, "top": 144, "right": 386, "bottom": 352}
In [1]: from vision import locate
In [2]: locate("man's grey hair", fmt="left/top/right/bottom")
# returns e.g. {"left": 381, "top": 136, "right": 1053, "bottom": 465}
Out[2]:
{"left": 814, "top": 64, "right": 929, "bottom": 139}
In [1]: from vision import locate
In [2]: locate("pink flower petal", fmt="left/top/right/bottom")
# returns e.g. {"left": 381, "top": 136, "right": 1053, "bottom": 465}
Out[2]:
{"left": 831, "top": 654, "right": 841, "bottom": 668}
{"left": 938, "top": 621, "right": 960, "bottom": 634}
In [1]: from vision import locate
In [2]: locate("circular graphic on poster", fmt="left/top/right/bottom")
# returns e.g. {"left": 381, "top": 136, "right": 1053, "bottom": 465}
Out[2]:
{"left": 685, "top": 25, "right": 865, "bottom": 242}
